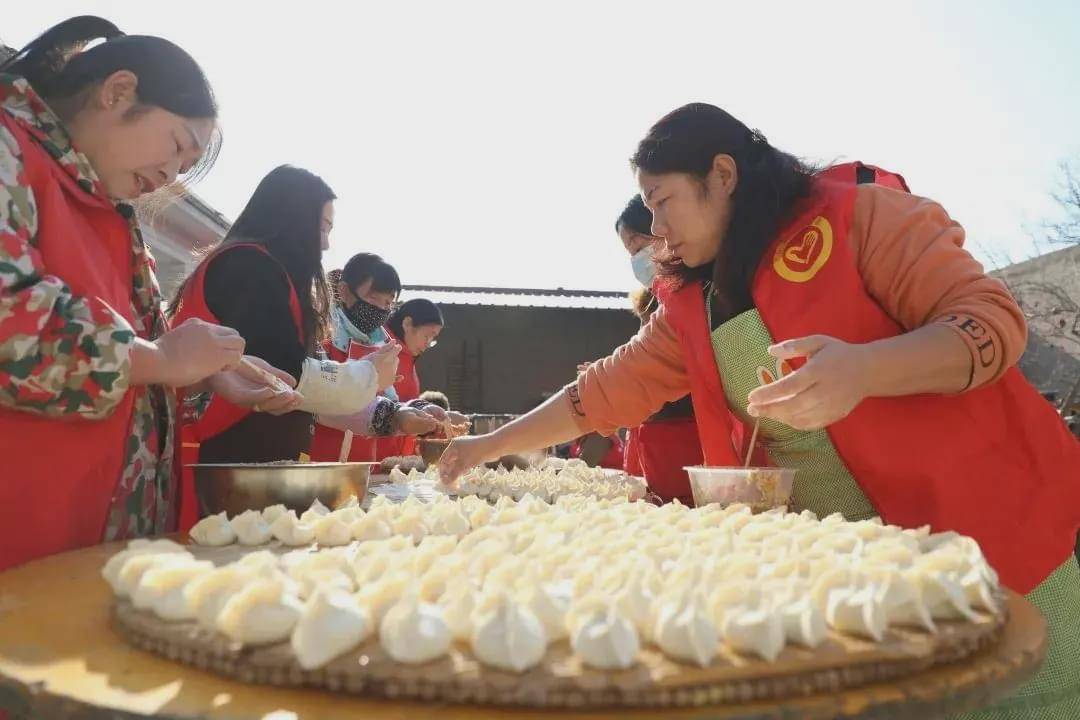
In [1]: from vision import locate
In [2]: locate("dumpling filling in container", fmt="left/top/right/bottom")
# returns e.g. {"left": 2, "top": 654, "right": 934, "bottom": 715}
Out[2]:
{"left": 684, "top": 466, "right": 796, "bottom": 511}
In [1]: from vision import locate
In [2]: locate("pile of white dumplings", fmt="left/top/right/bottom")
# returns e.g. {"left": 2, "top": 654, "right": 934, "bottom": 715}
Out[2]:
{"left": 104, "top": 493, "right": 1001, "bottom": 674}
{"left": 403, "top": 457, "right": 649, "bottom": 503}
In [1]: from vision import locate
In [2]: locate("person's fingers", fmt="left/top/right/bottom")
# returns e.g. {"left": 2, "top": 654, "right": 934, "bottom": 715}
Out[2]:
{"left": 220, "top": 334, "right": 246, "bottom": 351}
{"left": 437, "top": 445, "right": 461, "bottom": 483}
{"left": 231, "top": 360, "right": 267, "bottom": 386}
{"left": 372, "top": 341, "right": 401, "bottom": 358}
{"left": 747, "top": 366, "right": 817, "bottom": 406}
{"left": 209, "top": 330, "right": 246, "bottom": 367}
{"left": 209, "top": 323, "right": 242, "bottom": 338}
{"left": 259, "top": 392, "right": 302, "bottom": 415}
{"left": 753, "top": 394, "right": 827, "bottom": 428}
{"left": 236, "top": 356, "right": 297, "bottom": 388}
{"left": 219, "top": 355, "right": 243, "bottom": 373}
{"left": 423, "top": 405, "right": 448, "bottom": 422}
{"left": 244, "top": 385, "right": 279, "bottom": 403}
{"left": 767, "top": 335, "right": 832, "bottom": 360}
{"left": 215, "top": 334, "right": 246, "bottom": 362}
{"left": 777, "top": 404, "right": 833, "bottom": 431}
{"left": 267, "top": 367, "right": 298, "bottom": 388}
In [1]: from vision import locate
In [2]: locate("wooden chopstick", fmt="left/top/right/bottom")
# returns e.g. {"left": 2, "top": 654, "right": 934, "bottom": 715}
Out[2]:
{"left": 239, "top": 357, "right": 290, "bottom": 392}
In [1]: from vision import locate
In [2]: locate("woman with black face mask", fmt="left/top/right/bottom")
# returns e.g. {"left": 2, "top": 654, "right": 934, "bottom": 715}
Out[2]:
{"left": 310, "top": 253, "right": 461, "bottom": 462}
{"left": 329, "top": 253, "right": 402, "bottom": 398}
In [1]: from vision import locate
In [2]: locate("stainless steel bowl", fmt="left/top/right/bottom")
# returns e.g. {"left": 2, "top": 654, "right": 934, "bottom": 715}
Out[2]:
{"left": 190, "top": 462, "right": 377, "bottom": 518}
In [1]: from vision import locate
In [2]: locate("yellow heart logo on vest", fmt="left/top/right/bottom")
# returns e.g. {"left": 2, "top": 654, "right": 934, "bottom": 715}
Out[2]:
{"left": 773, "top": 215, "right": 833, "bottom": 283}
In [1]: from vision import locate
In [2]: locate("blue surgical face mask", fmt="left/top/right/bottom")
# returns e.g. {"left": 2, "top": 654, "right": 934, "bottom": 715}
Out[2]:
{"left": 630, "top": 246, "right": 656, "bottom": 288}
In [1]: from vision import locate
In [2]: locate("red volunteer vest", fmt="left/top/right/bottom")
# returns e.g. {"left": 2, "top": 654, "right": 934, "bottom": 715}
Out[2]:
{"left": 631, "top": 418, "right": 701, "bottom": 504}
{"left": 309, "top": 327, "right": 426, "bottom": 462}
{"left": 308, "top": 338, "right": 382, "bottom": 462}
{"left": 380, "top": 328, "right": 420, "bottom": 459}
{"left": 387, "top": 328, "right": 421, "bottom": 403}
{"left": 0, "top": 115, "right": 141, "bottom": 569}
{"left": 570, "top": 434, "right": 626, "bottom": 470}
{"left": 661, "top": 175, "right": 1080, "bottom": 593}
{"left": 171, "top": 243, "right": 304, "bottom": 529}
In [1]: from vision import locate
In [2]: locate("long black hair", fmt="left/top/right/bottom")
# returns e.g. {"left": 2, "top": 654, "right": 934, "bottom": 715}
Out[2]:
{"left": 170, "top": 165, "right": 336, "bottom": 350}
{"left": 388, "top": 299, "right": 444, "bottom": 341}
{"left": 631, "top": 103, "right": 816, "bottom": 315}
{"left": 1, "top": 16, "right": 220, "bottom": 179}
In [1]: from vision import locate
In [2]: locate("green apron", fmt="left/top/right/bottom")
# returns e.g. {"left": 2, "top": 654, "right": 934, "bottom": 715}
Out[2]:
{"left": 711, "top": 306, "right": 1080, "bottom": 718}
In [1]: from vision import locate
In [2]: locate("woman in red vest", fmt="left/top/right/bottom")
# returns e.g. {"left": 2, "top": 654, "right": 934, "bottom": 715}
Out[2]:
{"left": 387, "top": 298, "right": 445, "bottom": 403}
{"left": 171, "top": 170, "right": 415, "bottom": 498}
{"left": 0, "top": 17, "right": 300, "bottom": 569}
{"left": 309, "top": 254, "right": 445, "bottom": 463}
{"left": 441, "top": 103, "right": 1080, "bottom": 716}
{"left": 378, "top": 298, "right": 451, "bottom": 458}
{"left": 617, "top": 195, "right": 702, "bottom": 504}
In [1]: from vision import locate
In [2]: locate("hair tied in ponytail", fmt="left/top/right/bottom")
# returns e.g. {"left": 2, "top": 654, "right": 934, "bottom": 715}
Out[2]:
{"left": 1, "top": 16, "right": 123, "bottom": 75}
{"left": 2, "top": 15, "right": 217, "bottom": 140}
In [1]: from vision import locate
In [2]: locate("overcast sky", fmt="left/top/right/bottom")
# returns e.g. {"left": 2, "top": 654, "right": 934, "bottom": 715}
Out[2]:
{"left": 6, "top": 0, "right": 1079, "bottom": 292}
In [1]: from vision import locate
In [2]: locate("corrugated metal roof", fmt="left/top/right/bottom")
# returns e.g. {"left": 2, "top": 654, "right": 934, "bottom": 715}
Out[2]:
{"left": 398, "top": 285, "right": 632, "bottom": 310}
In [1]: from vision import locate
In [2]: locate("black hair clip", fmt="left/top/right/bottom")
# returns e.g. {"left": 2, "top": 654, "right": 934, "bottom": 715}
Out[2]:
{"left": 749, "top": 128, "right": 768, "bottom": 145}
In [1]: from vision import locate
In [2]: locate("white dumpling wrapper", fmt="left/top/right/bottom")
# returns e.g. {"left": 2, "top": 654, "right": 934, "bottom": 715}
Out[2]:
{"left": 216, "top": 577, "right": 302, "bottom": 646}
{"left": 379, "top": 595, "right": 452, "bottom": 664}
{"left": 190, "top": 512, "right": 237, "bottom": 546}
{"left": 291, "top": 587, "right": 372, "bottom": 669}
{"left": 230, "top": 510, "right": 273, "bottom": 546}
{"left": 471, "top": 592, "right": 547, "bottom": 673}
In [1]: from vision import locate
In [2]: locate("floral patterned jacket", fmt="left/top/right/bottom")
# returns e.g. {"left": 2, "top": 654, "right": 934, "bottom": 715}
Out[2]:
{"left": 0, "top": 74, "right": 177, "bottom": 540}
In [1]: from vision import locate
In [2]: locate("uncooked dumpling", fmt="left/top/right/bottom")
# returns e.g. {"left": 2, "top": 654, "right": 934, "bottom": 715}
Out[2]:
{"left": 216, "top": 577, "right": 303, "bottom": 646}
{"left": 291, "top": 587, "right": 372, "bottom": 670}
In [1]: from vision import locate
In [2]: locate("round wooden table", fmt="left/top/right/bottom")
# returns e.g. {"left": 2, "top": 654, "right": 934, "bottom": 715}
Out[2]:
{"left": 0, "top": 541, "right": 1047, "bottom": 720}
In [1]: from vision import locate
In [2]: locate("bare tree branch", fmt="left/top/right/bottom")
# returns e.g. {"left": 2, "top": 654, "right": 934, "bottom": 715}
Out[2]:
{"left": 973, "top": 237, "right": 1014, "bottom": 271}
{"left": 1041, "top": 158, "right": 1080, "bottom": 246}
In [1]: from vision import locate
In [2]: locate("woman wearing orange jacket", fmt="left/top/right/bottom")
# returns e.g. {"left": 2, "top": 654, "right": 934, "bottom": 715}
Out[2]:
{"left": 441, "top": 103, "right": 1080, "bottom": 717}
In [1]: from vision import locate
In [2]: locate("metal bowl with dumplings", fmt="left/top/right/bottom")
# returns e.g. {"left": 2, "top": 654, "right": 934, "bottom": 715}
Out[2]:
{"left": 190, "top": 462, "right": 377, "bottom": 517}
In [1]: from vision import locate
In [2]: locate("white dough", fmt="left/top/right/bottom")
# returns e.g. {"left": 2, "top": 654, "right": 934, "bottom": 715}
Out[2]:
{"left": 291, "top": 587, "right": 372, "bottom": 670}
